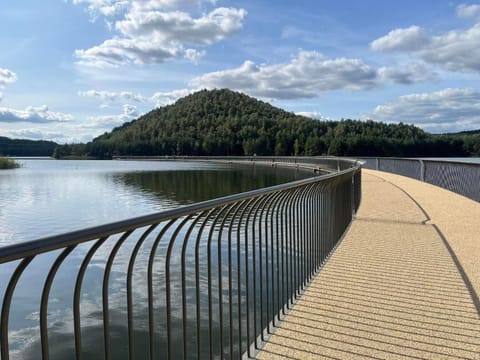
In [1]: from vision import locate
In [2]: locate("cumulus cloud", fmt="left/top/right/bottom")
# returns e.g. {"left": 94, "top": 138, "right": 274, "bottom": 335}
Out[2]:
{"left": 0, "top": 67, "right": 16, "bottom": 86}
{"left": 71, "top": 0, "right": 130, "bottom": 18}
{"left": 0, "top": 67, "right": 17, "bottom": 102}
{"left": 371, "top": 22, "right": 480, "bottom": 73}
{"left": 190, "top": 51, "right": 379, "bottom": 99}
{"left": 378, "top": 63, "right": 438, "bottom": 84}
{"left": 75, "top": 38, "right": 181, "bottom": 67}
{"left": 78, "top": 89, "right": 146, "bottom": 101}
{"left": 86, "top": 103, "right": 140, "bottom": 128}
{"left": 72, "top": 0, "right": 218, "bottom": 18}
{"left": 368, "top": 88, "right": 480, "bottom": 132}
{"left": 74, "top": 3, "right": 246, "bottom": 67}
{"left": 0, "top": 105, "right": 74, "bottom": 123}
{"left": 370, "top": 26, "right": 430, "bottom": 52}
{"left": 78, "top": 88, "right": 193, "bottom": 107}
{"left": 184, "top": 48, "right": 205, "bottom": 64}
{"left": 295, "top": 111, "right": 330, "bottom": 120}
{"left": 457, "top": 4, "right": 480, "bottom": 20}
{"left": 131, "top": 0, "right": 217, "bottom": 11}
{"left": 420, "top": 24, "right": 480, "bottom": 73}
{"left": 115, "top": 7, "right": 246, "bottom": 44}
{"left": 122, "top": 103, "right": 138, "bottom": 116}
{"left": 149, "top": 88, "right": 193, "bottom": 106}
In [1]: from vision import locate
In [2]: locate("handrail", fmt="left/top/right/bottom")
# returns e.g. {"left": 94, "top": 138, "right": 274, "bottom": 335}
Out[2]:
{"left": 359, "top": 156, "right": 480, "bottom": 202}
{"left": 0, "top": 157, "right": 362, "bottom": 359}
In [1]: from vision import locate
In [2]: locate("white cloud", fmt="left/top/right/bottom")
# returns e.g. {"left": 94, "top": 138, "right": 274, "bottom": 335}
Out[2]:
{"left": 72, "top": 0, "right": 219, "bottom": 18}
{"left": 378, "top": 63, "right": 438, "bottom": 84}
{"left": 78, "top": 88, "right": 193, "bottom": 107}
{"left": 295, "top": 111, "right": 330, "bottom": 120}
{"left": 420, "top": 23, "right": 480, "bottom": 73}
{"left": 71, "top": 0, "right": 130, "bottom": 18}
{"left": 75, "top": 6, "right": 246, "bottom": 67}
{"left": 75, "top": 38, "right": 181, "bottom": 67}
{"left": 457, "top": 4, "right": 480, "bottom": 20}
{"left": 0, "top": 67, "right": 17, "bottom": 102}
{"left": 370, "top": 25, "right": 430, "bottom": 52}
{"left": 122, "top": 103, "right": 138, "bottom": 116}
{"left": 0, "top": 67, "right": 16, "bottom": 86}
{"left": 190, "top": 51, "right": 379, "bottom": 99}
{"left": 184, "top": 48, "right": 205, "bottom": 64}
{"left": 86, "top": 103, "right": 140, "bottom": 128}
{"left": 368, "top": 88, "right": 480, "bottom": 132}
{"left": 78, "top": 89, "right": 146, "bottom": 101}
{"left": 0, "top": 105, "right": 74, "bottom": 123}
{"left": 150, "top": 89, "right": 193, "bottom": 106}
{"left": 131, "top": 0, "right": 217, "bottom": 11}
{"left": 116, "top": 7, "right": 246, "bottom": 44}
{"left": 371, "top": 22, "right": 480, "bottom": 73}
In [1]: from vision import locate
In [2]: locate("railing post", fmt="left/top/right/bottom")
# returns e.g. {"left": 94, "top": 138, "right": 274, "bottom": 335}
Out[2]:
{"left": 376, "top": 158, "right": 379, "bottom": 170}
{"left": 352, "top": 175, "right": 356, "bottom": 218}
{"left": 420, "top": 160, "right": 425, "bottom": 182}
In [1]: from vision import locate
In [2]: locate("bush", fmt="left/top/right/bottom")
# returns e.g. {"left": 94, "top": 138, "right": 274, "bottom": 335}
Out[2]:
{"left": 0, "top": 157, "right": 20, "bottom": 169}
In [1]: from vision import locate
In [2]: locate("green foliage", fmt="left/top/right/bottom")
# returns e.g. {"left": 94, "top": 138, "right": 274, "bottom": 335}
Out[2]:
{"left": 0, "top": 157, "right": 20, "bottom": 169}
{"left": 52, "top": 89, "right": 480, "bottom": 158}
{"left": 0, "top": 137, "right": 57, "bottom": 156}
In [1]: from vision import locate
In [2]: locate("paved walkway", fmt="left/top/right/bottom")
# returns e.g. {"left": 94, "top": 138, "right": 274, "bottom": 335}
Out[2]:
{"left": 257, "top": 169, "right": 480, "bottom": 359}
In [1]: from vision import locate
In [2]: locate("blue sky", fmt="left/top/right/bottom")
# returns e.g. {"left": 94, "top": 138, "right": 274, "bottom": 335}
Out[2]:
{"left": 1, "top": 0, "right": 480, "bottom": 143}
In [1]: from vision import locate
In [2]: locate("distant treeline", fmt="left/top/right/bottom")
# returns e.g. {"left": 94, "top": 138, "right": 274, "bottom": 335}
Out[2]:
{"left": 52, "top": 89, "right": 480, "bottom": 159}
{"left": 0, "top": 136, "right": 57, "bottom": 157}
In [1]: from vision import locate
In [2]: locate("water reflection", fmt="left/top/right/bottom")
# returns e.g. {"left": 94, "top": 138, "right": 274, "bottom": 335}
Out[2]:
{"left": 1, "top": 161, "right": 313, "bottom": 359}
{"left": 114, "top": 164, "right": 310, "bottom": 205}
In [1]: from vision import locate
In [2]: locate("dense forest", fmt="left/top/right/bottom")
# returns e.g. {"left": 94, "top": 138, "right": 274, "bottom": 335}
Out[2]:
{"left": 0, "top": 136, "right": 58, "bottom": 156}
{"left": 28, "top": 89, "right": 480, "bottom": 158}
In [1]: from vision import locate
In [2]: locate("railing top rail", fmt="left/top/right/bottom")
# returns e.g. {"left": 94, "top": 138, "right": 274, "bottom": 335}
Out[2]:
{"left": 357, "top": 156, "right": 421, "bottom": 161}
{"left": 420, "top": 158, "right": 480, "bottom": 166}
{"left": 358, "top": 156, "right": 480, "bottom": 167}
{"left": 0, "top": 157, "right": 361, "bottom": 264}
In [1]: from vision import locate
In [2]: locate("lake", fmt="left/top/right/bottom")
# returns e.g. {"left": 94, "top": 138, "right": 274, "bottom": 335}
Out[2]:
{"left": 0, "top": 159, "right": 311, "bottom": 245}
{"left": 0, "top": 158, "right": 313, "bottom": 359}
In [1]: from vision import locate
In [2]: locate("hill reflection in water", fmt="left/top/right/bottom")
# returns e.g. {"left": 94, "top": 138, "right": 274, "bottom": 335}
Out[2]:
{"left": 115, "top": 163, "right": 313, "bottom": 205}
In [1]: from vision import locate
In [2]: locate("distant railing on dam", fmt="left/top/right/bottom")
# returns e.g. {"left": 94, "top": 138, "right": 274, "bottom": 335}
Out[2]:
{"left": 113, "top": 155, "right": 357, "bottom": 172}
{"left": 359, "top": 157, "right": 480, "bottom": 202}
{"left": 0, "top": 157, "right": 362, "bottom": 360}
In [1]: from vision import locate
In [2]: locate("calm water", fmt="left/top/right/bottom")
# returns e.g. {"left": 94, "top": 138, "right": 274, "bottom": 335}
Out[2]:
{"left": 0, "top": 159, "right": 312, "bottom": 359}
{"left": 0, "top": 159, "right": 310, "bottom": 245}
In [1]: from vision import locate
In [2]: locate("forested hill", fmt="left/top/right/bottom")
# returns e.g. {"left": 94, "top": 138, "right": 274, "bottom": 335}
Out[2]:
{"left": 55, "top": 89, "right": 480, "bottom": 158}
{"left": 0, "top": 136, "right": 57, "bottom": 156}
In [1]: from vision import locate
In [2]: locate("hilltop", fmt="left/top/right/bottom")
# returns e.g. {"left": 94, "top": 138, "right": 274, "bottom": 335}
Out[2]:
{"left": 54, "top": 89, "right": 478, "bottom": 158}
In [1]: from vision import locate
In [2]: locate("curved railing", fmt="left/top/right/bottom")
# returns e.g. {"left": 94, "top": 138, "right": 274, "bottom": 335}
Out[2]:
{"left": 360, "top": 157, "right": 480, "bottom": 202}
{"left": 0, "top": 157, "right": 362, "bottom": 360}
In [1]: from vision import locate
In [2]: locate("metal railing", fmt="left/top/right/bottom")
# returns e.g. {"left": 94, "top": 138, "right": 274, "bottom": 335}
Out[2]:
{"left": 113, "top": 155, "right": 353, "bottom": 172}
{"left": 360, "top": 157, "right": 480, "bottom": 202}
{"left": 0, "top": 157, "right": 362, "bottom": 360}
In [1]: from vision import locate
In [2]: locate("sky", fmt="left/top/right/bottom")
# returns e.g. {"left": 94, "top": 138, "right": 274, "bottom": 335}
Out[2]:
{"left": 1, "top": 0, "right": 480, "bottom": 143}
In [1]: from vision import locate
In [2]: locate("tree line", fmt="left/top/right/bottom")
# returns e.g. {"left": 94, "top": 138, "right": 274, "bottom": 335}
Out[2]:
{"left": 0, "top": 136, "right": 58, "bottom": 157}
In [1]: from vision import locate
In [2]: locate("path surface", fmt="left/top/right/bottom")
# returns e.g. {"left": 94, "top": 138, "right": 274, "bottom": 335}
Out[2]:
{"left": 257, "top": 169, "right": 480, "bottom": 359}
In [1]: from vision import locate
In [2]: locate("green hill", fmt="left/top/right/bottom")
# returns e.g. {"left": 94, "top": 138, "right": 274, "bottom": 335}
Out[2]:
{"left": 0, "top": 136, "right": 57, "bottom": 157}
{"left": 55, "top": 89, "right": 479, "bottom": 158}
